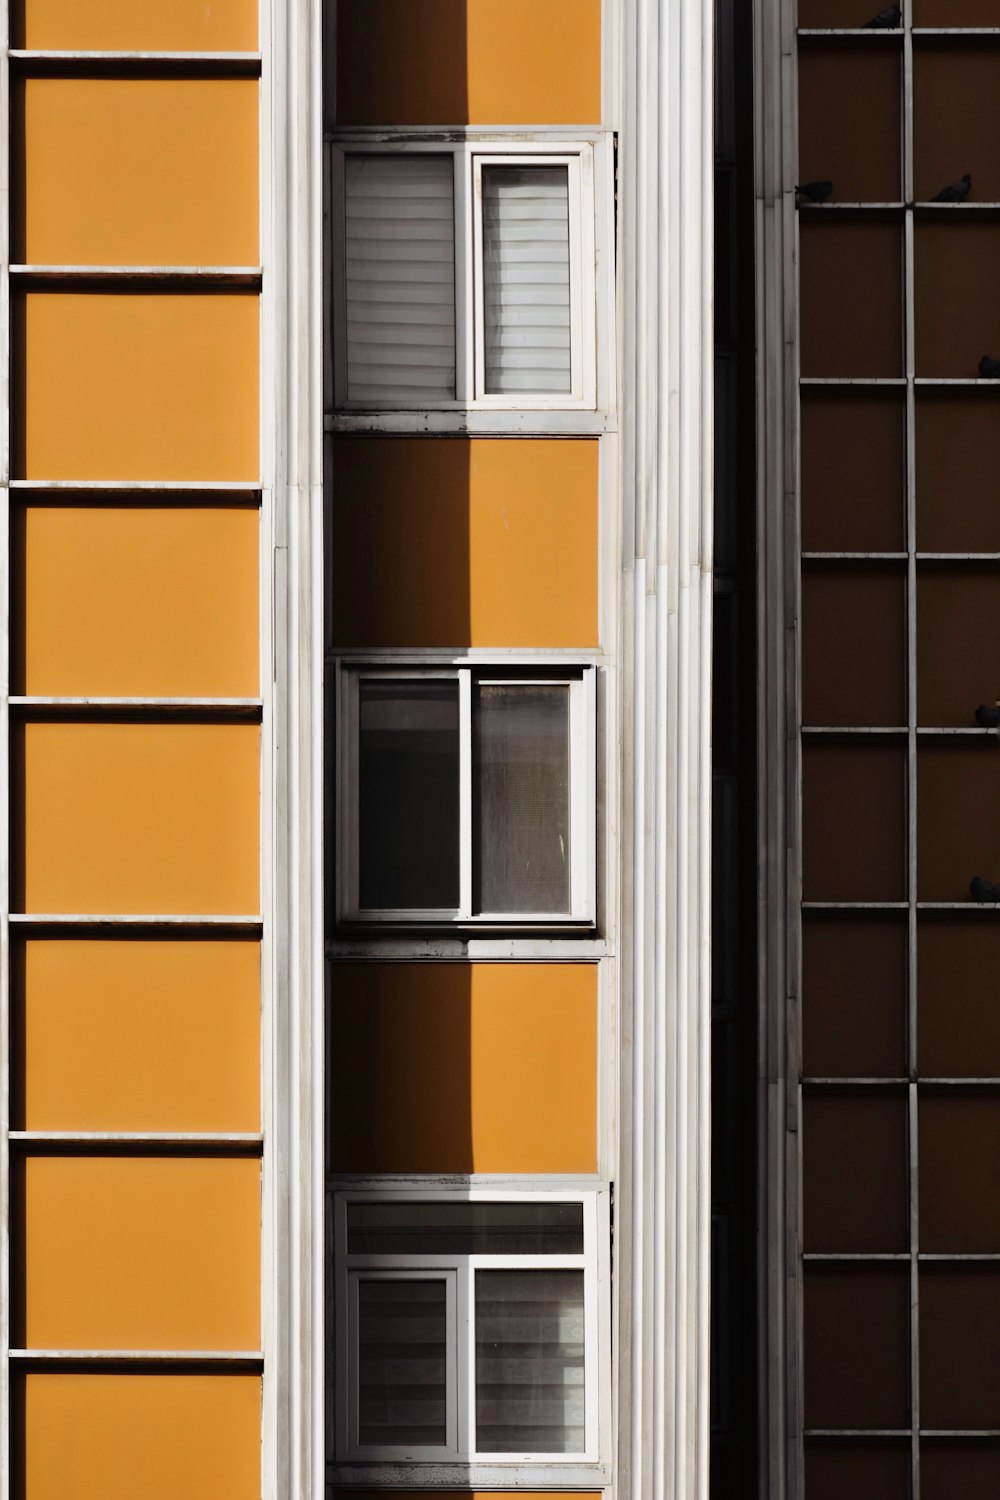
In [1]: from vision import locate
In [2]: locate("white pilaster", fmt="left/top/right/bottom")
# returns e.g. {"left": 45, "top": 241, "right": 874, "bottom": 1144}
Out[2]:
{"left": 617, "top": 0, "right": 714, "bottom": 1493}
{"left": 260, "top": 0, "right": 325, "bottom": 1496}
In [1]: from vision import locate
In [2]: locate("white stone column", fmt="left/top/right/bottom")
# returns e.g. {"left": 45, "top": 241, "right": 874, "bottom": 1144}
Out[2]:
{"left": 260, "top": 0, "right": 326, "bottom": 1497}
{"left": 617, "top": 0, "right": 715, "bottom": 1492}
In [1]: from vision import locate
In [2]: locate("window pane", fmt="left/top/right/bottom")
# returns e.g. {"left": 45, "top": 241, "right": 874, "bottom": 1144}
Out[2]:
{"left": 358, "top": 680, "right": 459, "bottom": 910}
{"left": 358, "top": 1278, "right": 448, "bottom": 1448}
{"left": 474, "top": 683, "right": 570, "bottom": 913}
{"left": 482, "top": 166, "right": 571, "bottom": 395}
{"left": 475, "top": 1269, "right": 585, "bottom": 1453}
{"left": 345, "top": 155, "right": 456, "bottom": 403}
{"left": 348, "top": 1201, "right": 584, "bottom": 1256}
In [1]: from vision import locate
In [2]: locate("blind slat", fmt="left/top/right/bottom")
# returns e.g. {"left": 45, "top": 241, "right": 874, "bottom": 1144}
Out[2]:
{"left": 345, "top": 156, "right": 456, "bottom": 403}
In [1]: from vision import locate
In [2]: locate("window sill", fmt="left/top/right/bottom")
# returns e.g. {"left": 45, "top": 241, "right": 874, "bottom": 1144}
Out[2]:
{"left": 327, "top": 1460, "right": 612, "bottom": 1487}
{"left": 325, "top": 409, "right": 617, "bottom": 437}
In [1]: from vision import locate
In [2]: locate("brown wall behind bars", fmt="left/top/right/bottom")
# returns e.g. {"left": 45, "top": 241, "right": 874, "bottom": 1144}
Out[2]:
{"left": 797, "top": 22, "right": 1000, "bottom": 1493}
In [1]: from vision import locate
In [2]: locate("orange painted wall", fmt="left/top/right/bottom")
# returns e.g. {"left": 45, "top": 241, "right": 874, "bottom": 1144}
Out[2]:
{"left": 15, "top": 939, "right": 260, "bottom": 1132}
{"left": 335, "top": 0, "right": 602, "bottom": 124}
{"left": 330, "top": 963, "right": 598, "bottom": 1174}
{"left": 17, "top": 1156, "right": 261, "bottom": 1349}
{"left": 332, "top": 438, "right": 599, "bottom": 647}
{"left": 14, "top": 503, "right": 259, "bottom": 697}
{"left": 20, "top": 1373, "right": 261, "bottom": 1500}
{"left": 14, "top": 721, "right": 260, "bottom": 915}
{"left": 15, "top": 0, "right": 258, "bottom": 50}
{"left": 15, "top": 78, "right": 259, "bottom": 267}
{"left": 16, "top": 292, "right": 260, "bottom": 481}
{"left": 8, "top": 4, "right": 264, "bottom": 1488}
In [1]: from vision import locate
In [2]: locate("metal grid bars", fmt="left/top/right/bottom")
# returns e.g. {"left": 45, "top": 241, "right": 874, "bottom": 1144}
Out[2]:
{"left": 795, "top": 8, "right": 1000, "bottom": 1498}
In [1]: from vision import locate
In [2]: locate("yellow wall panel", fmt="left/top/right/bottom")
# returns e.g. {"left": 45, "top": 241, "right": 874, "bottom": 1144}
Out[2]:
{"left": 18, "top": 1156, "right": 260, "bottom": 1349}
{"left": 15, "top": 0, "right": 257, "bottom": 50}
{"left": 332, "top": 438, "right": 599, "bottom": 647}
{"left": 335, "top": 0, "right": 602, "bottom": 125}
{"left": 21, "top": 1373, "right": 261, "bottom": 1500}
{"left": 17, "top": 293, "right": 259, "bottom": 481}
{"left": 330, "top": 963, "right": 598, "bottom": 1174}
{"left": 14, "top": 721, "right": 259, "bottom": 915}
{"left": 16, "top": 939, "right": 260, "bottom": 1132}
{"left": 16, "top": 79, "right": 259, "bottom": 267}
{"left": 15, "top": 504, "right": 259, "bottom": 697}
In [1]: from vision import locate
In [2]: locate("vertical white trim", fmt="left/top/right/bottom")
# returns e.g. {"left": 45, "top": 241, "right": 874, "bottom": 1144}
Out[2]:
{"left": 0, "top": 0, "right": 9, "bottom": 1490}
{"left": 263, "top": 0, "right": 325, "bottom": 1498}
{"left": 753, "top": 0, "right": 800, "bottom": 1492}
{"left": 617, "top": 0, "right": 714, "bottom": 1498}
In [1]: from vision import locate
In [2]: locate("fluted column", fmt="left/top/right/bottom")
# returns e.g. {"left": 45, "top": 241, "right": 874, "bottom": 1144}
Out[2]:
{"left": 262, "top": 0, "right": 325, "bottom": 1496}
{"left": 617, "top": 0, "right": 714, "bottom": 1492}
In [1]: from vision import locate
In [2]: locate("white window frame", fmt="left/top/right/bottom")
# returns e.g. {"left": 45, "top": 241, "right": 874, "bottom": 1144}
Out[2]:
{"left": 333, "top": 1189, "right": 602, "bottom": 1465}
{"left": 331, "top": 139, "right": 598, "bottom": 414}
{"left": 336, "top": 660, "right": 597, "bottom": 927}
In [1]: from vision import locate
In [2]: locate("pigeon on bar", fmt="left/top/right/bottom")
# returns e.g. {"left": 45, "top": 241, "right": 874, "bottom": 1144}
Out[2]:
{"left": 970, "top": 876, "right": 1000, "bottom": 903}
{"left": 864, "top": 4, "right": 901, "bottom": 26}
{"left": 931, "top": 173, "right": 972, "bottom": 203}
{"left": 975, "top": 703, "right": 1000, "bottom": 727}
{"left": 795, "top": 180, "right": 833, "bottom": 204}
{"left": 979, "top": 355, "right": 1000, "bottom": 379}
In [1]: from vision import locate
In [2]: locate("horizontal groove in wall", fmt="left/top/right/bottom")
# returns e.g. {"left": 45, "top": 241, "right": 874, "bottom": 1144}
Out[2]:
{"left": 8, "top": 914, "right": 263, "bottom": 931}
{"left": 8, "top": 699, "right": 264, "bottom": 721}
{"left": 9, "top": 481, "right": 263, "bottom": 497}
{"left": 8, "top": 50, "right": 262, "bottom": 75}
{"left": 8, "top": 1349, "right": 264, "bottom": 1366}
{"left": 9, "top": 1133, "right": 264, "bottom": 1155}
{"left": 10, "top": 266, "right": 263, "bottom": 287}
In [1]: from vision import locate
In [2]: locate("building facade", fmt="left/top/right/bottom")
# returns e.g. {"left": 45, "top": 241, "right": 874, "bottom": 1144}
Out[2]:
{"left": 5, "top": 0, "right": 995, "bottom": 1497}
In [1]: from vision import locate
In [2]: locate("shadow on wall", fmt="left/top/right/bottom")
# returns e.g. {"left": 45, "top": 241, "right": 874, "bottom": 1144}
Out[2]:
{"left": 331, "top": 438, "right": 473, "bottom": 647}
{"left": 328, "top": 963, "right": 598, "bottom": 1176}
{"left": 329, "top": 437, "right": 599, "bottom": 651}
{"left": 331, "top": 0, "right": 602, "bottom": 129}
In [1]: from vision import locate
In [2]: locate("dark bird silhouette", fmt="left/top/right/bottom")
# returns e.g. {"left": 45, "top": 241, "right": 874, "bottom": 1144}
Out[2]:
{"left": 795, "top": 180, "right": 833, "bottom": 204}
{"left": 864, "top": 4, "right": 901, "bottom": 26}
{"left": 931, "top": 173, "right": 972, "bottom": 203}
{"left": 970, "top": 876, "right": 1000, "bottom": 903}
{"left": 976, "top": 703, "right": 1000, "bottom": 727}
{"left": 979, "top": 356, "right": 1000, "bottom": 379}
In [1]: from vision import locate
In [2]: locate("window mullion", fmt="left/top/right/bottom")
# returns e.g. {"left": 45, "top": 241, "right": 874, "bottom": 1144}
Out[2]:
{"left": 570, "top": 668, "right": 596, "bottom": 920}
{"left": 453, "top": 148, "right": 471, "bottom": 405}
{"left": 457, "top": 1261, "right": 474, "bottom": 1457}
{"left": 459, "top": 669, "right": 473, "bottom": 918}
{"left": 343, "top": 666, "right": 360, "bottom": 916}
{"left": 470, "top": 154, "right": 487, "bottom": 402}
{"left": 447, "top": 1268, "right": 462, "bottom": 1455}
{"left": 567, "top": 156, "right": 584, "bottom": 400}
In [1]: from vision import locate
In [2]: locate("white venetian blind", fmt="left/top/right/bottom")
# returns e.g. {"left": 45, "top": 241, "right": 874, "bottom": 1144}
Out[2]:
{"left": 345, "top": 155, "right": 457, "bottom": 404}
{"left": 475, "top": 1269, "right": 585, "bottom": 1453}
{"left": 482, "top": 165, "right": 572, "bottom": 396}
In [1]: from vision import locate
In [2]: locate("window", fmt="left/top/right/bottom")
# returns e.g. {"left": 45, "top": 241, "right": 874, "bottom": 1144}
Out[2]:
{"left": 332, "top": 143, "right": 598, "bottom": 410}
{"left": 333, "top": 1194, "right": 601, "bottom": 1462}
{"left": 336, "top": 664, "right": 596, "bottom": 925}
